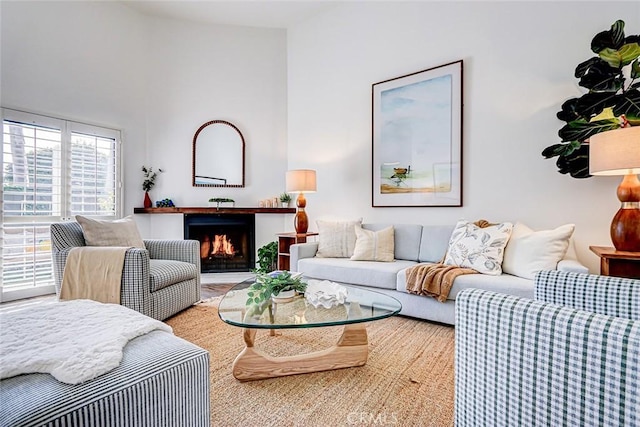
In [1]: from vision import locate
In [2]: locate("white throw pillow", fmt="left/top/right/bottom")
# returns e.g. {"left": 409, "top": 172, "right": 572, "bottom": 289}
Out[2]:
{"left": 316, "top": 219, "right": 362, "bottom": 258}
{"left": 350, "top": 226, "right": 395, "bottom": 262}
{"left": 76, "top": 215, "right": 145, "bottom": 248}
{"left": 444, "top": 220, "right": 513, "bottom": 275}
{"left": 502, "top": 223, "right": 575, "bottom": 279}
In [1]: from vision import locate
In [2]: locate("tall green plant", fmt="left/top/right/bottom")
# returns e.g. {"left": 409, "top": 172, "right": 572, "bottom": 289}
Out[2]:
{"left": 542, "top": 20, "right": 640, "bottom": 178}
{"left": 255, "top": 241, "right": 278, "bottom": 273}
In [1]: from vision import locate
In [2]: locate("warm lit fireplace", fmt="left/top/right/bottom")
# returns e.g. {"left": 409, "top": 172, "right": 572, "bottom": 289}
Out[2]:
{"left": 184, "top": 214, "right": 255, "bottom": 273}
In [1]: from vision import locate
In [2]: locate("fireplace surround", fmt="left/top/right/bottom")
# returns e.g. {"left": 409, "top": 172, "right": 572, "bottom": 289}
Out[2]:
{"left": 184, "top": 214, "right": 255, "bottom": 273}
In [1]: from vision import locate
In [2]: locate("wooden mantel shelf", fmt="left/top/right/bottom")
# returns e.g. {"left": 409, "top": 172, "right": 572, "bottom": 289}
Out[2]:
{"left": 133, "top": 207, "right": 296, "bottom": 214}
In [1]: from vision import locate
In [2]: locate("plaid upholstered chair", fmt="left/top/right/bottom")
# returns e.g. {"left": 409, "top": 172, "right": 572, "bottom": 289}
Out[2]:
{"left": 455, "top": 270, "right": 639, "bottom": 426}
{"left": 50, "top": 221, "right": 201, "bottom": 320}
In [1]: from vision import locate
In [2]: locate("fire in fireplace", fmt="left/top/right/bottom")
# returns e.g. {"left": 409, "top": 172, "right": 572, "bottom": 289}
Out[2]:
{"left": 184, "top": 214, "right": 255, "bottom": 273}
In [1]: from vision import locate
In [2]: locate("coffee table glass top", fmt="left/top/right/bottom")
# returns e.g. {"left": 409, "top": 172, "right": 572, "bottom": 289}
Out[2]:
{"left": 218, "top": 277, "right": 402, "bottom": 329}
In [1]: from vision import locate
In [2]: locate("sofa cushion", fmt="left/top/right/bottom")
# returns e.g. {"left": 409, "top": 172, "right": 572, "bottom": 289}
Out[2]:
{"left": 363, "top": 223, "right": 422, "bottom": 261}
{"left": 351, "top": 226, "right": 394, "bottom": 262}
{"left": 316, "top": 219, "right": 362, "bottom": 258}
{"left": 418, "top": 225, "right": 456, "bottom": 262}
{"left": 149, "top": 260, "right": 198, "bottom": 292}
{"left": 444, "top": 220, "right": 513, "bottom": 275}
{"left": 502, "top": 223, "right": 575, "bottom": 279}
{"left": 397, "top": 269, "right": 533, "bottom": 301}
{"left": 299, "top": 257, "right": 417, "bottom": 290}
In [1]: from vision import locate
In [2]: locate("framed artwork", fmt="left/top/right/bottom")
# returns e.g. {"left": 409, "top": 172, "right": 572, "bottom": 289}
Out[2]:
{"left": 372, "top": 60, "right": 463, "bottom": 207}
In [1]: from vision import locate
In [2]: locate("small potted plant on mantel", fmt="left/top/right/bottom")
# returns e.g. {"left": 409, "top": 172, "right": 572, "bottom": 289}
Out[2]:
{"left": 279, "top": 192, "right": 292, "bottom": 208}
{"left": 208, "top": 197, "right": 235, "bottom": 208}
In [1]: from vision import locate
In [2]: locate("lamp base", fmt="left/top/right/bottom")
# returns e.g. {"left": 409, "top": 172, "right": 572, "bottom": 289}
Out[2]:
{"left": 611, "top": 174, "right": 640, "bottom": 252}
{"left": 294, "top": 210, "right": 309, "bottom": 234}
{"left": 611, "top": 205, "right": 640, "bottom": 252}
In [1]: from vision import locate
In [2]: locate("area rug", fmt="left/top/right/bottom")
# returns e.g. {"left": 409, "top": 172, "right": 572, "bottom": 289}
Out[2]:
{"left": 166, "top": 300, "right": 455, "bottom": 427}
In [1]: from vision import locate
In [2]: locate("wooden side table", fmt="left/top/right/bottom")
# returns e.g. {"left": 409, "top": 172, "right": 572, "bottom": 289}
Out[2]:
{"left": 276, "top": 232, "right": 318, "bottom": 271}
{"left": 589, "top": 246, "right": 640, "bottom": 279}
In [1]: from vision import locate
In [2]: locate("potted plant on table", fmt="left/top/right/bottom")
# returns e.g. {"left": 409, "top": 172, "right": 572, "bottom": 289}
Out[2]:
{"left": 245, "top": 271, "right": 307, "bottom": 306}
{"left": 279, "top": 192, "right": 292, "bottom": 208}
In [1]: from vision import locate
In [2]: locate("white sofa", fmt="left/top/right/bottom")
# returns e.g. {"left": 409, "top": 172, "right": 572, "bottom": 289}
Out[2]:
{"left": 290, "top": 223, "right": 588, "bottom": 325}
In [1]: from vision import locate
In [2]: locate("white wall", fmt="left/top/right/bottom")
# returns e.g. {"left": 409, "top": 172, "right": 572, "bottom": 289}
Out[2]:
{"left": 1, "top": 1, "right": 290, "bottom": 251}
{"left": 287, "top": 2, "right": 640, "bottom": 272}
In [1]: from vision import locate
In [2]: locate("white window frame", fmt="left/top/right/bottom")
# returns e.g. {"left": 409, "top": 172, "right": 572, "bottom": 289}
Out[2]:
{"left": 1, "top": 108, "right": 122, "bottom": 302}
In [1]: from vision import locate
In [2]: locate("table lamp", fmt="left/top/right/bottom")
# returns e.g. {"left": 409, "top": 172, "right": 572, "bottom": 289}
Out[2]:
{"left": 589, "top": 126, "right": 640, "bottom": 252}
{"left": 286, "top": 169, "right": 317, "bottom": 234}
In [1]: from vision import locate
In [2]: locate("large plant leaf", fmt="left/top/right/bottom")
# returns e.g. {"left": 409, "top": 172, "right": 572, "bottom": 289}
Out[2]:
{"left": 556, "top": 98, "right": 580, "bottom": 123}
{"left": 631, "top": 59, "right": 640, "bottom": 79}
{"left": 555, "top": 144, "right": 590, "bottom": 178}
{"left": 541, "top": 141, "right": 581, "bottom": 159}
{"left": 574, "top": 92, "right": 617, "bottom": 119}
{"left": 558, "top": 118, "right": 620, "bottom": 142}
{"left": 574, "top": 57, "right": 601, "bottom": 78}
{"left": 599, "top": 43, "right": 640, "bottom": 68}
{"left": 591, "top": 20, "right": 626, "bottom": 53}
{"left": 611, "top": 89, "right": 640, "bottom": 117}
{"left": 578, "top": 59, "right": 623, "bottom": 91}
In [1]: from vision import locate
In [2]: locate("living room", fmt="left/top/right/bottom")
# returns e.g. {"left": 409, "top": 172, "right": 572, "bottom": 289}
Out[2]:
{"left": 1, "top": 1, "right": 639, "bottom": 426}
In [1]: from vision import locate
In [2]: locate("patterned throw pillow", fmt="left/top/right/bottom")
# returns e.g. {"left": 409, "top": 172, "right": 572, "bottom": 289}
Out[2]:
{"left": 316, "top": 219, "right": 362, "bottom": 258}
{"left": 444, "top": 220, "right": 513, "bottom": 275}
{"left": 350, "top": 226, "right": 395, "bottom": 262}
{"left": 76, "top": 215, "right": 145, "bottom": 248}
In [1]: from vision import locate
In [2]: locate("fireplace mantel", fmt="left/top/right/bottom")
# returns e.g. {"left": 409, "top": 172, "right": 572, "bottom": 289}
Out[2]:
{"left": 133, "top": 207, "right": 295, "bottom": 215}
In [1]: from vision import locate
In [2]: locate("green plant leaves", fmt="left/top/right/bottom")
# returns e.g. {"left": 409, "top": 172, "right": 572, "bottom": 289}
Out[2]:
{"left": 612, "top": 89, "right": 640, "bottom": 117}
{"left": 577, "top": 59, "right": 622, "bottom": 91}
{"left": 591, "top": 20, "right": 625, "bottom": 53}
{"left": 599, "top": 43, "right": 640, "bottom": 68}
{"left": 558, "top": 118, "right": 620, "bottom": 142}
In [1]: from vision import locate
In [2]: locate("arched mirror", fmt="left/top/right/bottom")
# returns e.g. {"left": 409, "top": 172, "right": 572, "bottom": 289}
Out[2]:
{"left": 192, "top": 120, "right": 245, "bottom": 187}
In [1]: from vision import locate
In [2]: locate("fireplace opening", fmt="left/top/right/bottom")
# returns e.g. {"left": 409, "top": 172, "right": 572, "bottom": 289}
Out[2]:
{"left": 184, "top": 214, "right": 255, "bottom": 273}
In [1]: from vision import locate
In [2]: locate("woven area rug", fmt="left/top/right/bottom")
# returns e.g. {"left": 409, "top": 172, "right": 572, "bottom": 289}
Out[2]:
{"left": 166, "top": 300, "right": 455, "bottom": 427}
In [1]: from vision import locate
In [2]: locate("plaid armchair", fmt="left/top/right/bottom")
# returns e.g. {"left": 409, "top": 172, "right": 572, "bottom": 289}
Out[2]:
{"left": 51, "top": 222, "right": 201, "bottom": 320}
{"left": 455, "top": 270, "right": 639, "bottom": 426}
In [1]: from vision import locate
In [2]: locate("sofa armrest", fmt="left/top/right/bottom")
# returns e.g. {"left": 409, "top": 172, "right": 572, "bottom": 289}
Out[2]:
{"left": 455, "top": 288, "right": 640, "bottom": 426}
{"left": 556, "top": 258, "right": 589, "bottom": 274}
{"left": 289, "top": 242, "right": 319, "bottom": 272}
{"left": 120, "top": 248, "right": 153, "bottom": 315}
{"left": 534, "top": 270, "right": 640, "bottom": 320}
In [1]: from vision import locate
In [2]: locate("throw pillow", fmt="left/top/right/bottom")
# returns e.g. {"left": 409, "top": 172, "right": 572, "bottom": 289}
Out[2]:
{"left": 502, "top": 222, "right": 575, "bottom": 279}
{"left": 76, "top": 215, "right": 145, "bottom": 248}
{"left": 315, "top": 218, "right": 362, "bottom": 258}
{"left": 350, "top": 226, "right": 395, "bottom": 262}
{"left": 444, "top": 220, "right": 513, "bottom": 275}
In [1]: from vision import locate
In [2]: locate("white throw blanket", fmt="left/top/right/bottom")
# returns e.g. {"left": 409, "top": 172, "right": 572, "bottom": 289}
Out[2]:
{"left": 0, "top": 299, "right": 172, "bottom": 385}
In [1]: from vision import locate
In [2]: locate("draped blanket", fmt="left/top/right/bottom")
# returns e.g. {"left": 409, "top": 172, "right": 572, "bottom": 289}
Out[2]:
{"left": 60, "top": 247, "right": 129, "bottom": 304}
{"left": 405, "top": 263, "right": 478, "bottom": 302}
{"left": 0, "top": 299, "right": 172, "bottom": 384}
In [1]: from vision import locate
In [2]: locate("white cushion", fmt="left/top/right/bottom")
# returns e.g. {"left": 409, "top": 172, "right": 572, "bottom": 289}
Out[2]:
{"left": 76, "top": 215, "right": 145, "bottom": 248}
{"left": 316, "top": 219, "right": 362, "bottom": 258}
{"left": 502, "top": 223, "right": 575, "bottom": 279}
{"left": 351, "top": 226, "right": 394, "bottom": 262}
{"left": 444, "top": 220, "right": 513, "bottom": 275}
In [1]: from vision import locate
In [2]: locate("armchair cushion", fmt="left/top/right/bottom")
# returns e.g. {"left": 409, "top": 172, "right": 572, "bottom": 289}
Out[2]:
{"left": 149, "top": 260, "right": 198, "bottom": 292}
{"left": 76, "top": 215, "right": 145, "bottom": 248}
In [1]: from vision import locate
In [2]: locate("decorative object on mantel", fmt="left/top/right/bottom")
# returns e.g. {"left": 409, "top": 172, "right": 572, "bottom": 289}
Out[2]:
{"left": 208, "top": 197, "right": 235, "bottom": 208}
{"left": 279, "top": 192, "right": 292, "bottom": 208}
{"left": 589, "top": 126, "right": 640, "bottom": 251}
{"left": 155, "top": 198, "right": 175, "bottom": 208}
{"left": 542, "top": 20, "right": 640, "bottom": 178}
{"left": 286, "top": 169, "right": 317, "bottom": 234}
{"left": 142, "top": 165, "right": 163, "bottom": 208}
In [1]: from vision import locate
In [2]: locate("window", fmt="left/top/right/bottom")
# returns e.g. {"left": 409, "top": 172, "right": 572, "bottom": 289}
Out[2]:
{"left": 1, "top": 109, "right": 121, "bottom": 302}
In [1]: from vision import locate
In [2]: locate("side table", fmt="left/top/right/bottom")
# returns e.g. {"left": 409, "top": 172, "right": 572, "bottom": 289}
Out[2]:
{"left": 276, "top": 232, "right": 318, "bottom": 271}
{"left": 589, "top": 246, "right": 640, "bottom": 279}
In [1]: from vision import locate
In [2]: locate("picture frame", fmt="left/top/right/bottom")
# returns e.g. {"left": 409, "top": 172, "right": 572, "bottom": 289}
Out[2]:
{"left": 372, "top": 60, "right": 463, "bottom": 207}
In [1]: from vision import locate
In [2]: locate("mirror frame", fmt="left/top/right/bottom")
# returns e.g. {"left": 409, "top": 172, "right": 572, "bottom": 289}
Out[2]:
{"left": 192, "top": 120, "right": 245, "bottom": 188}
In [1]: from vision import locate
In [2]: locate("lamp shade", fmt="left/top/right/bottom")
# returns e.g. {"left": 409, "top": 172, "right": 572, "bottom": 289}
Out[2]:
{"left": 589, "top": 126, "right": 640, "bottom": 176}
{"left": 286, "top": 169, "right": 317, "bottom": 193}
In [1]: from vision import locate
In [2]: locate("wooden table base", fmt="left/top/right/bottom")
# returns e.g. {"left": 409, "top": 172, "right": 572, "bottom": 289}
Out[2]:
{"left": 232, "top": 323, "right": 369, "bottom": 381}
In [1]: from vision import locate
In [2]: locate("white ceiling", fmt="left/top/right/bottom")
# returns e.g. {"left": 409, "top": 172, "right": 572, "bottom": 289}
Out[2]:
{"left": 121, "top": 1, "right": 338, "bottom": 29}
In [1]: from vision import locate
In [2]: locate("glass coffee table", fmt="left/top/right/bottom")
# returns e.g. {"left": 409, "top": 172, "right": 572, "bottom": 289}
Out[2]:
{"left": 218, "top": 277, "right": 402, "bottom": 381}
